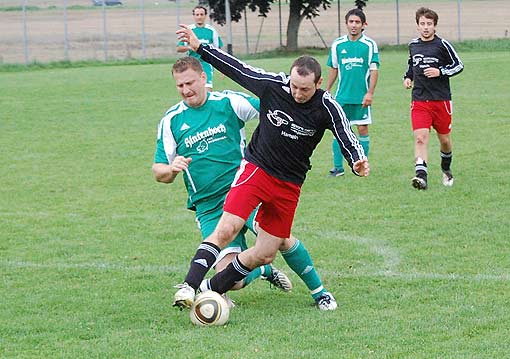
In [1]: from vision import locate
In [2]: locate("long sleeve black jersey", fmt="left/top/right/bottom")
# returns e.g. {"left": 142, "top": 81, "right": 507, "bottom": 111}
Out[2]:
{"left": 197, "top": 44, "right": 366, "bottom": 185}
{"left": 404, "top": 35, "right": 463, "bottom": 101}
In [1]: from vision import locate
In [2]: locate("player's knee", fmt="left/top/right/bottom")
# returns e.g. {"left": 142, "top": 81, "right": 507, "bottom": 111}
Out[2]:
{"left": 255, "top": 251, "right": 276, "bottom": 266}
{"left": 279, "top": 236, "right": 296, "bottom": 251}
{"left": 214, "top": 224, "right": 239, "bottom": 246}
{"left": 415, "top": 135, "right": 428, "bottom": 146}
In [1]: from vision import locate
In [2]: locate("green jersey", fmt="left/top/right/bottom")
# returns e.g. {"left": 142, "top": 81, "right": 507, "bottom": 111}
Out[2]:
{"left": 327, "top": 33, "right": 379, "bottom": 104}
{"left": 154, "top": 91, "right": 259, "bottom": 210}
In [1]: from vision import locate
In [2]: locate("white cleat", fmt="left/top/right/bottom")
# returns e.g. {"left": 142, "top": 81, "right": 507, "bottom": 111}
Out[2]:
{"left": 173, "top": 283, "right": 195, "bottom": 310}
{"left": 412, "top": 176, "right": 428, "bottom": 190}
{"left": 315, "top": 291, "right": 338, "bottom": 311}
{"left": 261, "top": 265, "right": 293, "bottom": 292}
{"left": 442, "top": 171, "right": 454, "bottom": 187}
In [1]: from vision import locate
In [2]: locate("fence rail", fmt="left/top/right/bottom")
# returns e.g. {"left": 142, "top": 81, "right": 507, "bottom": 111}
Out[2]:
{"left": 1, "top": 0, "right": 509, "bottom": 64}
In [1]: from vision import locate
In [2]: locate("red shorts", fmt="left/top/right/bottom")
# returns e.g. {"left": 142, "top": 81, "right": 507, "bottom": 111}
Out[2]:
{"left": 411, "top": 100, "right": 453, "bottom": 135}
{"left": 224, "top": 160, "right": 301, "bottom": 238}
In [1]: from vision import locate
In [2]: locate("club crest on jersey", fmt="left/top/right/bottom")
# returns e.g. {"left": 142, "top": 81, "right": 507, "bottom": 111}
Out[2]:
{"left": 413, "top": 54, "right": 439, "bottom": 68}
{"left": 196, "top": 140, "right": 208, "bottom": 153}
{"left": 267, "top": 109, "right": 315, "bottom": 140}
{"left": 267, "top": 110, "right": 293, "bottom": 127}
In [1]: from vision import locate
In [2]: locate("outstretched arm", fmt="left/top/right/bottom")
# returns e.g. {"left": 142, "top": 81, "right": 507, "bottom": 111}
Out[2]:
{"left": 176, "top": 24, "right": 285, "bottom": 97}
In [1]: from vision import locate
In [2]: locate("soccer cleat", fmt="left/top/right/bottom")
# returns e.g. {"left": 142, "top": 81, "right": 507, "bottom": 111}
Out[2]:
{"left": 261, "top": 265, "right": 293, "bottom": 292}
{"left": 329, "top": 168, "right": 345, "bottom": 177}
{"left": 411, "top": 176, "right": 428, "bottom": 190}
{"left": 315, "top": 291, "right": 338, "bottom": 311}
{"left": 173, "top": 283, "right": 195, "bottom": 310}
{"left": 442, "top": 171, "right": 454, "bottom": 187}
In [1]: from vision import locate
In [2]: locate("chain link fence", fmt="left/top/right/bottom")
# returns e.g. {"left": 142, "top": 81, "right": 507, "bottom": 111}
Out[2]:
{"left": 1, "top": 0, "right": 509, "bottom": 64}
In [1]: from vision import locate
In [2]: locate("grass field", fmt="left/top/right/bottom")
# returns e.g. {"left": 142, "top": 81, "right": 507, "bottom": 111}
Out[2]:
{"left": 1, "top": 48, "right": 509, "bottom": 358}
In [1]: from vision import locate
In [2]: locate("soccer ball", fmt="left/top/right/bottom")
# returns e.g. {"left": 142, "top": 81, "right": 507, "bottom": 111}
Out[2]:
{"left": 190, "top": 291, "right": 230, "bottom": 326}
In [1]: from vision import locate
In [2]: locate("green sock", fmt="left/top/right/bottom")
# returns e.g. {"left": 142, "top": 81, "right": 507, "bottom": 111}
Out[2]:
{"left": 281, "top": 240, "right": 326, "bottom": 300}
{"left": 331, "top": 139, "right": 344, "bottom": 171}
{"left": 242, "top": 265, "right": 269, "bottom": 287}
{"left": 359, "top": 135, "right": 370, "bottom": 157}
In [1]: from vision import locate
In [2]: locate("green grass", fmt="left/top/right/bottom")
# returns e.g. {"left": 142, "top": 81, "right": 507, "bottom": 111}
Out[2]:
{"left": 1, "top": 50, "right": 509, "bottom": 358}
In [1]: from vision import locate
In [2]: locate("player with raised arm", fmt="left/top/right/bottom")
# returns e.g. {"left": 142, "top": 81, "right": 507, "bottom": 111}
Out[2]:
{"left": 153, "top": 57, "right": 336, "bottom": 309}
{"left": 403, "top": 7, "right": 463, "bottom": 190}
{"left": 172, "top": 26, "right": 369, "bottom": 312}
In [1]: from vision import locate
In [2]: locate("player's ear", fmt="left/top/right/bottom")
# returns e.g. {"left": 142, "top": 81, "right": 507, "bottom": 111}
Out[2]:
{"left": 316, "top": 77, "right": 323, "bottom": 89}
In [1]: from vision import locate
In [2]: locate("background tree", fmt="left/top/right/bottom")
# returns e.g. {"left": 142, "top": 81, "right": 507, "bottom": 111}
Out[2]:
{"left": 207, "top": 0, "right": 331, "bottom": 51}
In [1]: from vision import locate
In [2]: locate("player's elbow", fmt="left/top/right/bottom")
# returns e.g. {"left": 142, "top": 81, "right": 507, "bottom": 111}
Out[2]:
{"left": 152, "top": 164, "right": 174, "bottom": 183}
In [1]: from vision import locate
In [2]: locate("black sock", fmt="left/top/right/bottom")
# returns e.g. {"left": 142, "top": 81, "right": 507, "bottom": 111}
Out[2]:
{"left": 441, "top": 151, "right": 452, "bottom": 172}
{"left": 209, "top": 255, "right": 251, "bottom": 294}
{"left": 184, "top": 242, "right": 220, "bottom": 289}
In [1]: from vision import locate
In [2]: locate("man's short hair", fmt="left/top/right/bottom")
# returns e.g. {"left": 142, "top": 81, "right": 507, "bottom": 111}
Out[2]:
{"left": 345, "top": 8, "right": 366, "bottom": 24}
{"left": 415, "top": 7, "right": 438, "bottom": 26}
{"left": 172, "top": 57, "right": 204, "bottom": 76}
{"left": 192, "top": 5, "right": 207, "bottom": 15}
{"left": 290, "top": 56, "right": 322, "bottom": 84}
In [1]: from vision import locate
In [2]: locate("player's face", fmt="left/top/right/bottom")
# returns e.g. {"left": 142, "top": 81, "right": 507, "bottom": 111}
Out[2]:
{"left": 193, "top": 9, "right": 207, "bottom": 26}
{"left": 417, "top": 16, "right": 436, "bottom": 41}
{"left": 346, "top": 15, "right": 365, "bottom": 39}
{"left": 289, "top": 68, "right": 322, "bottom": 104}
{"left": 173, "top": 68, "right": 207, "bottom": 108}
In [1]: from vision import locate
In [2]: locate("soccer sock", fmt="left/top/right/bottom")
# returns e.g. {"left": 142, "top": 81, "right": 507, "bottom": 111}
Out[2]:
{"left": 415, "top": 158, "right": 428, "bottom": 180}
{"left": 281, "top": 239, "right": 325, "bottom": 300}
{"left": 440, "top": 151, "right": 452, "bottom": 172}
{"left": 209, "top": 255, "right": 251, "bottom": 294}
{"left": 242, "top": 265, "right": 267, "bottom": 287}
{"left": 359, "top": 135, "right": 370, "bottom": 157}
{"left": 184, "top": 241, "right": 220, "bottom": 290}
{"left": 332, "top": 139, "right": 344, "bottom": 170}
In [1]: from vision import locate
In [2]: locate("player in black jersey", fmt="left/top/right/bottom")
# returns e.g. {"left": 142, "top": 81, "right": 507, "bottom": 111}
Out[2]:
{"left": 173, "top": 25, "right": 369, "bottom": 311}
{"left": 403, "top": 7, "right": 463, "bottom": 190}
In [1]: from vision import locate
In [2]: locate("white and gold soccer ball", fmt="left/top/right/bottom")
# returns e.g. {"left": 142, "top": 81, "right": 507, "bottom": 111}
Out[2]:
{"left": 190, "top": 291, "right": 230, "bottom": 326}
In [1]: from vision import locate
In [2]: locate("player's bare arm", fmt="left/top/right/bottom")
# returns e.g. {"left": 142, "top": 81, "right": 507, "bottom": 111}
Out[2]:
{"left": 325, "top": 67, "right": 338, "bottom": 92}
{"left": 362, "top": 68, "right": 379, "bottom": 107}
{"left": 152, "top": 156, "right": 192, "bottom": 183}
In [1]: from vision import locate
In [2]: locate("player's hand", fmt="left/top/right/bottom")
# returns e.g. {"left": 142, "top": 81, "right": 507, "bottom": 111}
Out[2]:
{"left": 362, "top": 93, "right": 373, "bottom": 107}
{"left": 423, "top": 67, "right": 440, "bottom": 78}
{"left": 403, "top": 78, "right": 412, "bottom": 89}
{"left": 353, "top": 158, "right": 370, "bottom": 177}
{"left": 171, "top": 156, "right": 192, "bottom": 173}
{"left": 176, "top": 25, "right": 201, "bottom": 52}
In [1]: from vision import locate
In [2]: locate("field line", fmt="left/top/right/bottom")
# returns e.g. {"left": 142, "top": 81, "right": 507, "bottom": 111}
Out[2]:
{"left": 2, "top": 260, "right": 509, "bottom": 282}
{"left": 318, "top": 230, "right": 402, "bottom": 273}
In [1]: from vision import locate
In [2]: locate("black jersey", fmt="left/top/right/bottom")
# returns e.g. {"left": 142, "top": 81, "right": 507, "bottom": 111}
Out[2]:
{"left": 197, "top": 44, "right": 366, "bottom": 185}
{"left": 404, "top": 35, "right": 463, "bottom": 101}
